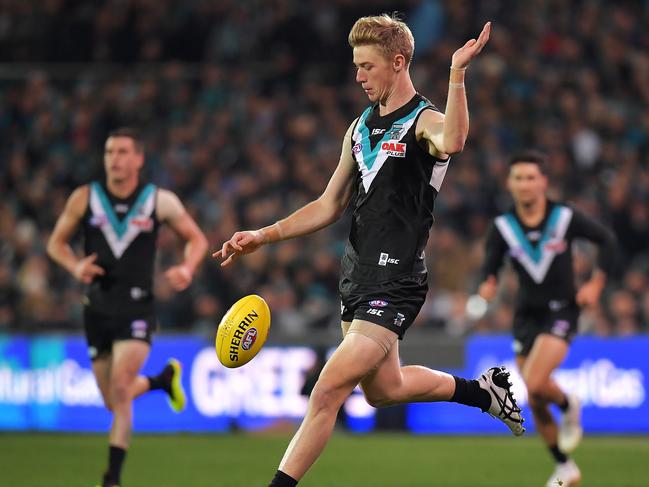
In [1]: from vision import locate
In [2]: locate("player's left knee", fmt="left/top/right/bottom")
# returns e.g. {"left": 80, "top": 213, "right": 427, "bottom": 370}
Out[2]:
{"left": 309, "top": 380, "right": 347, "bottom": 414}
{"left": 109, "top": 380, "right": 132, "bottom": 406}
{"left": 523, "top": 375, "right": 547, "bottom": 398}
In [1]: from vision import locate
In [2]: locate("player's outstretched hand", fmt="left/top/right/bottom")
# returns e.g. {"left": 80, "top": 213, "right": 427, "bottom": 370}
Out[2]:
{"left": 165, "top": 264, "right": 193, "bottom": 291}
{"left": 215, "top": 230, "right": 266, "bottom": 267}
{"left": 478, "top": 275, "right": 498, "bottom": 302}
{"left": 576, "top": 279, "right": 603, "bottom": 308}
{"left": 451, "top": 21, "right": 491, "bottom": 69}
{"left": 73, "top": 253, "right": 105, "bottom": 284}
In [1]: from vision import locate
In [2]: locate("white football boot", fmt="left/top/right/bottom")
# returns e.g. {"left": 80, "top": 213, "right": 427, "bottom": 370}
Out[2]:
{"left": 545, "top": 459, "right": 581, "bottom": 486}
{"left": 558, "top": 394, "right": 583, "bottom": 453}
{"left": 477, "top": 366, "right": 525, "bottom": 436}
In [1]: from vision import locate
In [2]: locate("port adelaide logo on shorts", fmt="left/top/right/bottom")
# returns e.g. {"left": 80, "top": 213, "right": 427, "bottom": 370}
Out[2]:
{"left": 131, "top": 319, "right": 148, "bottom": 338}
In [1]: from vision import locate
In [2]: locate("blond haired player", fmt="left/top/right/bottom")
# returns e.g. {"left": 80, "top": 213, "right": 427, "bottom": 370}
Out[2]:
{"left": 219, "top": 15, "right": 524, "bottom": 486}
{"left": 48, "top": 128, "right": 208, "bottom": 487}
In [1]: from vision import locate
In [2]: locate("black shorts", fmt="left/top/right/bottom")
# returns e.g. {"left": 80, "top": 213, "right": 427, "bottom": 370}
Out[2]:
{"left": 512, "top": 302, "right": 579, "bottom": 356}
{"left": 83, "top": 309, "right": 156, "bottom": 361}
{"left": 339, "top": 274, "right": 428, "bottom": 339}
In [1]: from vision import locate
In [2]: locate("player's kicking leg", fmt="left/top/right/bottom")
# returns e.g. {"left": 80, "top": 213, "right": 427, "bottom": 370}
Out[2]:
{"left": 477, "top": 366, "right": 526, "bottom": 436}
{"left": 356, "top": 321, "right": 524, "bottom": 436}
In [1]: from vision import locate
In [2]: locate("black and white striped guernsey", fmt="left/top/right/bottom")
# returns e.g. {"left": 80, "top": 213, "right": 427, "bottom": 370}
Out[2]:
{"left": 341, "top": 93, "right": 449, "bottom": 284}
{"left": 82, "top": 181, "right": 160, "bottom": 316}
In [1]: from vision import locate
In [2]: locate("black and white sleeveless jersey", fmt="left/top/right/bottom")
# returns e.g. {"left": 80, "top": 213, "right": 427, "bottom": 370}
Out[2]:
{"left": 341, "top": 93, "right": 449, "bottom": 284}
{"left": 480, "top": 200, "right": 616, "bottom": 309}
{"left": 82, "top": 181, "right": 160, "bottom": 316}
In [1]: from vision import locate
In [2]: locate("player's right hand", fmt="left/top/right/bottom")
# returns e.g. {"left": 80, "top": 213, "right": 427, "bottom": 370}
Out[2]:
{"left": 451, "top": 21, "right": 491, "bottom": 69}
{"left": 73, "top": 253, "right": 105, "bottom": 284}
{"left": 478, "top": 275, "right": 498, "bottom": 302}
{"left": 215, "top": 230, "right": 266, "bottom": 267}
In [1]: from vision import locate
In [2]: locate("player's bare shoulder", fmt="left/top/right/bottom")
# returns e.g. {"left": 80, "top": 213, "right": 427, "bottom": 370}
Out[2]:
{"left": 65, "top": 184, "right": 91, "bottom": 218}
{"left": 156, "top": 187, "right": 187, "bottom": 223}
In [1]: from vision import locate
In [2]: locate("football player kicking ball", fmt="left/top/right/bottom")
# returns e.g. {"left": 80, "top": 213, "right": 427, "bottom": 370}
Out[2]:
{"left": 219, "top": 15, "right": 524, "bottom": 487}
{"left": 478, "top": 152, "right": 616, "bottom": 486}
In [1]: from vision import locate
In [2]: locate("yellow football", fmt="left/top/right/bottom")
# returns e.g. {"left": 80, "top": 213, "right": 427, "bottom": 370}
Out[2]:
{"left": 215, "top": 294, "right": 271, "bottom": 368}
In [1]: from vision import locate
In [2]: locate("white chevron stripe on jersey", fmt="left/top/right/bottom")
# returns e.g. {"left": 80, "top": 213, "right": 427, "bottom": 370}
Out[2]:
{"left": 353, "top": 103, "right": 428, "bottom": 193}
{"left": 89, "top": 184, "right": 156, "bottom": 259}
{"left": 494, "top": 206, "right": 573, "bottom": 284}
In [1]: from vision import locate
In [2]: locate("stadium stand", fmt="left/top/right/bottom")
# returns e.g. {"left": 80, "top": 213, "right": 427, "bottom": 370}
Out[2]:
{"left": 0, "top": 0, "right": 648, "bottom": 337}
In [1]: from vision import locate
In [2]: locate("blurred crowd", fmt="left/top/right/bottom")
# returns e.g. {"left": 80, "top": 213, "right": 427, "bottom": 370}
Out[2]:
{"left": 1, "top": 0, "right": 648, "bottom": 337}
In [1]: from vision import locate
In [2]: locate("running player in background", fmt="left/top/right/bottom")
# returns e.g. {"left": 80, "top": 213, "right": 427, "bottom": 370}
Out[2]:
{"left": 220, "top": 14, "right": 524, "bottom": 487}
{"left": 478, "top": 151, "right": 616, "bottom": 487}
{"left": 47, "top": 128, "right": 208, "bottom": 487}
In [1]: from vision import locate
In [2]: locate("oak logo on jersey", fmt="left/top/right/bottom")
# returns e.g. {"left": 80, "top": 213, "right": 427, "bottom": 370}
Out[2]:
{"left": 544, "top": 239, "right": 567, "bottom": 253}
{"left": 380, "top": 141, "right": 406, "bottom": 158}
{"left": 130, "top": 216, "right": 154, "bottom": 232}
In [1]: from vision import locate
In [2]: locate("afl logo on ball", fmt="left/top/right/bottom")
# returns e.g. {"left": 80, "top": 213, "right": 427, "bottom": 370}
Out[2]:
{"left": 242, "top": 327, "right": 258, "bottom": 350}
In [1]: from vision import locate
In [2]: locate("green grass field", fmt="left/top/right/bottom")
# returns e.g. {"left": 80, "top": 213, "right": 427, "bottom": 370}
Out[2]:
{"left": 1, "top": 433, "right": 647, "bottom": 486}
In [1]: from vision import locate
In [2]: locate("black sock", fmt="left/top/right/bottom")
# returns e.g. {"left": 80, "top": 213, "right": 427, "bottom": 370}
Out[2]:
{"left": 107, "top": 445, "right": 126, "bottom": 484}
{"left": 558, "top": 395, "right": 569, "bottom": 412}
{"left": 450, "top": 376, "right": 492, "bottom": 412}
{"left": 147, "top": 374, "right": 165, "bottom": 391}
{"left": 549, "top": 444, "right": 568, "bottom": 464}
{"left": 147, "top": 364, "right": 173, "bottom": 392}
{"left": 268, "top": 470, "right": 298, "bottom": 487}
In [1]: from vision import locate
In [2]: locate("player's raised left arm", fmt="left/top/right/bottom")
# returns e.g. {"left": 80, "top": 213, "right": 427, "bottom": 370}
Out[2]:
{"left": 417, "top": 22, "right": 491, "bottom": 157}
{"left": 157, "top": 189, "right": 209, "bottom": 291}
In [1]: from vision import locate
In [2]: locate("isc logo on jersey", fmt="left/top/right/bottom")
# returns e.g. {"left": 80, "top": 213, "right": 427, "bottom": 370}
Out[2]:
{"left": 380, "top": 141, "right": 406, "bottom": 158}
